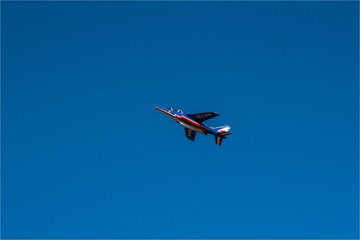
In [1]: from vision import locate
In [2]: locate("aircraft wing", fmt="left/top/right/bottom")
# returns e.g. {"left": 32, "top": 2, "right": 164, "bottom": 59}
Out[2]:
{"left": 187, "top": 112, "right": 219, "bottom": 123}
{"left": 185, "top": 127, "right": 196, "bottom": 141}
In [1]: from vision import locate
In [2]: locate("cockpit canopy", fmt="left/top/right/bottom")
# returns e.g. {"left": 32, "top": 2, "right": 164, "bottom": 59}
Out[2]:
{"left": 166, "top": 107, "right": 183, "bottom": 113}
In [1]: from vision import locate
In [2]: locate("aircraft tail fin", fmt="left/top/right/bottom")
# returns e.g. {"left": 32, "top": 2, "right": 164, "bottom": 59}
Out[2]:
{"left": 214, "top": 125, "right": 231, "bottom": 145}
{"left": 213, "top": 124, "right": 231, "bottom": 134}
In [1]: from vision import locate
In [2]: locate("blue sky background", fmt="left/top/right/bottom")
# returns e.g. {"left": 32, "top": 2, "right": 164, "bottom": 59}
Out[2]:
{"left": 1, "top": 1, "right": 359, "bottom": 239}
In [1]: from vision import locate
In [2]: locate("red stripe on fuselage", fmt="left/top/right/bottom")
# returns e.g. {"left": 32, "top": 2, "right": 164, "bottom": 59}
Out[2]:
{"left": 174, "top": 115, "right": 209, "bottom": 132}
{"left": 157, "top": 108, "right": 209, "bottom": 132}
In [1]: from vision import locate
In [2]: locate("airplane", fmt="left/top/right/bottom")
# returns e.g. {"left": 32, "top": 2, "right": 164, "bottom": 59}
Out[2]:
{"left": 155, "top": 107, "right": 232, "bottom": 145}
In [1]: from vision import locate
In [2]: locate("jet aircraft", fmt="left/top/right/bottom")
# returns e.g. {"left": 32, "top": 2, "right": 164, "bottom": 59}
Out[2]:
{"left": 155, "top": 107, "right": 232, "bottom": 145}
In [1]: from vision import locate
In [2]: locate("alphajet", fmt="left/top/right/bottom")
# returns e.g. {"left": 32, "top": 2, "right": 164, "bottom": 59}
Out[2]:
{"left": 155, "top": 107, "right": 232, "bottom": 145}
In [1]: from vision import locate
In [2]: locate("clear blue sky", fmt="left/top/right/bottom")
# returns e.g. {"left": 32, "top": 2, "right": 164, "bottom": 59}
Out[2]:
{"left": 2, "top": 1, "right": 359, "bottom": 239}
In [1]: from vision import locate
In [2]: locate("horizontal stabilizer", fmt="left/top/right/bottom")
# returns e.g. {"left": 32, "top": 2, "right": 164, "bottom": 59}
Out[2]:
{"left": 219, "top": 132, "right": 232, "bottom": 136}
{"left": 215, "top": 136, "right": 223, "bottom": 146}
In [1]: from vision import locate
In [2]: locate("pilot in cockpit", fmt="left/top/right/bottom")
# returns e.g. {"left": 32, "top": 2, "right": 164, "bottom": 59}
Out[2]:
{"left": 166, "top": 108, "right": 183, "bottom": 113}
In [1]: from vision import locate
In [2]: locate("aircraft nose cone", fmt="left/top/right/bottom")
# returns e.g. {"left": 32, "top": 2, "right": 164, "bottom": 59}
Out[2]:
{"left": 155, "top": 106, "right": 167, "bottom": 111}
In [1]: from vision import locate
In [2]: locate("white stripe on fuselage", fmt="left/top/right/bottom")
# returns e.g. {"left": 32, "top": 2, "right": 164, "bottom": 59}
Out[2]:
{"left": 178, "top": 121, "right": 206, "bottom": 135}
{"left": 157, "top": 108, "right": 207, "bottom": 134}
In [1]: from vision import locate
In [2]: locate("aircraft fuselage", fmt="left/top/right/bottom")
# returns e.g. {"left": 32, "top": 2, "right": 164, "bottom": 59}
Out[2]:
{"left": 155, "top": 107, "right": 216, "bottom": 135}
{"left": 155, "top": 106, "right": 232, "bottom": 145}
